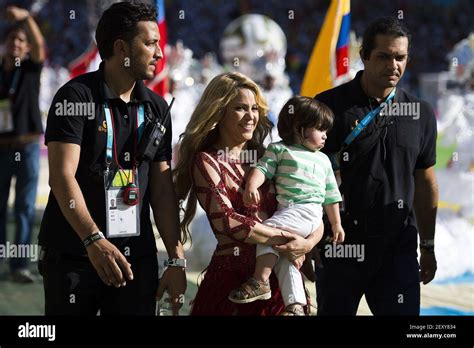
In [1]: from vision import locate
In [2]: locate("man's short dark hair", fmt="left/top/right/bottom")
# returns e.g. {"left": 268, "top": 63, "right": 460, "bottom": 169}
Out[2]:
{"left": 361, "top": 17, "right": 411, "bottom": 60}
{"left": 5, "top": 22, "right": 30, "bottom": 44}
{"left": 95, "top": 1, "right": 157, "bottom": 60}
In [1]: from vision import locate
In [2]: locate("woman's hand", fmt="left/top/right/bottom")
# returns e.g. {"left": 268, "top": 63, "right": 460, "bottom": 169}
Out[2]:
{"left": 273, "top": 231, "right": 312, "bottom": 261}
{"left": 273, "top": 223, "right": 324, "bottom": 261}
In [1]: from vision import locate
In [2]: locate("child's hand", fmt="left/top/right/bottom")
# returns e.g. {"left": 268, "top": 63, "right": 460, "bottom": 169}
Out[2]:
{"left": 331, "top": 223, "right": 345, "bottom": 244}
{"left": 243, "top": 186, "right": 260, "bottom": 206}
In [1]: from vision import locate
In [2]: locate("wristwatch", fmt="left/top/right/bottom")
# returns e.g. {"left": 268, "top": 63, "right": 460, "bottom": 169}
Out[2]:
{"left": 165, "top": 258, "right": 186, "bottom": 268}
{"left": 420, "top": 239, "right": 435, "bottom": 253}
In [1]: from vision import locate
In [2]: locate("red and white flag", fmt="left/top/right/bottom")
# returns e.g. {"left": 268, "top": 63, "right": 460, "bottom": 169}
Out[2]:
{"left": 68, "top": 0, "right": 168, "bottom": 96}
{"left": 146, "top": 0, "right": 168, "bottom": 96}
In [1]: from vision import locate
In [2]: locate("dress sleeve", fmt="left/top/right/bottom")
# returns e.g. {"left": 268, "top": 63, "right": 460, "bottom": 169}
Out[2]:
{"left": 192, "top": 152, "right": 257, "bottom": 241}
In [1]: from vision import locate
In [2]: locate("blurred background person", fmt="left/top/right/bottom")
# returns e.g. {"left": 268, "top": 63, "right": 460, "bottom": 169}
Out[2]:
{"left": 0, "top": 5, "right": 45, "bottom": 283}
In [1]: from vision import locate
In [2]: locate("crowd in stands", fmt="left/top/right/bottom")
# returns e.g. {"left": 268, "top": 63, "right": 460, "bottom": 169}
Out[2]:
{"left": 0, "top": 0, "right": 472, "bottom": 94}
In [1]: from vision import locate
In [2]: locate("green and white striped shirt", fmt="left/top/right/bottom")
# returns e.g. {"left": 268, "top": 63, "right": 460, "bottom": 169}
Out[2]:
{"left": 256, "top": 142, "right": 342, "bottom": 208}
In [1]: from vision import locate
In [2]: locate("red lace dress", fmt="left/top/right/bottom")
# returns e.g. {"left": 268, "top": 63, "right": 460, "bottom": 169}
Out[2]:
{"left": 190, "top": 149, "right": 285, "bottom": 315}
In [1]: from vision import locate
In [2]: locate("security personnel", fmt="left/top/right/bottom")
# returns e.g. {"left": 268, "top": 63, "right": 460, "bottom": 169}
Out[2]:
{"left": 39, "top": 2, "right": 186, "bottom": 315}
{"left": 0, "top": 6, "right": 45, "bottom": 283}
{"left": 314, "top": 17, "right": 438, "bottom": 315}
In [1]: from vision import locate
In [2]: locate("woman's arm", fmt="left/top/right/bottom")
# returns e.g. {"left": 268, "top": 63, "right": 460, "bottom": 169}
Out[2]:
{"left": 193, "top": 152, "right": 288, "bottom": 246}
{"left": 245, "top": 221, "right": 288, "bottom": 245}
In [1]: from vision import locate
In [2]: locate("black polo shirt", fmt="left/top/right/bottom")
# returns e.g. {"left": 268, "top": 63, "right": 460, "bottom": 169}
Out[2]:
{"left": 316, "top": 70, "right": 436, "bottom": 234}
{"left": 0, "top": 57, "right": 43, "bottom": 137}
{"left": 39, "top": 62, "right": 172, "bottom": 258}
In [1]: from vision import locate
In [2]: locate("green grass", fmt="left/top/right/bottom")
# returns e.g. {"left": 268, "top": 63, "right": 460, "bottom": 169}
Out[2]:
{"left": 435, "top": 133, "right": 457, "bottom": 170}
{"left": 0, "top": 277, "right": 44, "bottom": 315}
{"left": 0, "top": 221, "right": 43, "bottom": 315}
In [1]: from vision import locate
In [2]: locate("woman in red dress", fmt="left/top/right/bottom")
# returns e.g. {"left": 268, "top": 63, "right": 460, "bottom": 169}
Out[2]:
{"left": 174, "top": 72, "right": 322, "bottom": 315}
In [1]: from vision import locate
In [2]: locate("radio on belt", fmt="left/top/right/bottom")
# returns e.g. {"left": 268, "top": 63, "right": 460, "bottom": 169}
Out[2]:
{"left": 136, "top": 98, "right": 175, "bottom": 164}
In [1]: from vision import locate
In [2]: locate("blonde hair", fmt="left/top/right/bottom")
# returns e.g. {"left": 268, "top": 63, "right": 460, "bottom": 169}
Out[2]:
{"left": 174, "top": 72, "right": 271, "bottom": 241}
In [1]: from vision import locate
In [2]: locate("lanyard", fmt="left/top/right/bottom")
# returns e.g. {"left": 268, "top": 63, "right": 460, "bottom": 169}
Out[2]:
{"left": 343, "top": 88, "right": 396, "bottom": 146}
{"left": 103, "top": 103, "right": 145, "bottom": 171}
{"left": 0, "top": 68, "right": 21, "bottom": 98}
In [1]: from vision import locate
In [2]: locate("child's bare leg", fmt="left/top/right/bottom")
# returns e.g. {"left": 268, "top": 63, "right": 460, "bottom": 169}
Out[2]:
{"left": 253, "top": 253, "right": 278, "bottom": 283}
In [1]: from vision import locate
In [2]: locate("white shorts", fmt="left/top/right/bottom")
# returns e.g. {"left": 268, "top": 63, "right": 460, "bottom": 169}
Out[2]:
{"left": 257, "top": 203, "right": 323, "bottom": 258}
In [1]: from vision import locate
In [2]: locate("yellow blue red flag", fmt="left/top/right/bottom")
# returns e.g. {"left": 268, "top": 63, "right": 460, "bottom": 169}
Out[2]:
{"left": 300, "top": 0, "right": 351, "bottom": 97}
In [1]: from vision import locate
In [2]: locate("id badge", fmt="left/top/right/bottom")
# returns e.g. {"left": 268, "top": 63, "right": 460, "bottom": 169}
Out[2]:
{"left": 0, "top": 99, "right": 14, "bottom": 133}
{"left": 104, "top": 169, "right": 140, "bottom": 238}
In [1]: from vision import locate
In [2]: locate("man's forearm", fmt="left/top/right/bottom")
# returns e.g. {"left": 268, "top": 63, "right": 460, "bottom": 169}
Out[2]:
{"left": 50, "top": 175, "right": 99, "bottom": 241}
{"left": 152, "top": 186, "right": 184, "bottom": 259}
{"left": 414, "top": 174, "right": 438, "bottom": 240}
{"left": 150, "top": 161, "right": 184, "bottom": 259}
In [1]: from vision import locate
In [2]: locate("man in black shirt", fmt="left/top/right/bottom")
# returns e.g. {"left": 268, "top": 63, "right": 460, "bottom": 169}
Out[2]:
{"left": 39, "top": 2, "right": 186, "bottom": 315}
{"left": 314, "top": 17, "right": 438, "bottom": 315}
{"left": 0, "top": 6, "right": 45, "bottom": 283}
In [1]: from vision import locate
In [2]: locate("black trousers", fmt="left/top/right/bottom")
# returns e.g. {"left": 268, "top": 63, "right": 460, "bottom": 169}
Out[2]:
{"left": 315, "top": 222, "right": 420, "bottom": 316}
{"left": 38, "top": 248, "right": 159, "bottom": 315}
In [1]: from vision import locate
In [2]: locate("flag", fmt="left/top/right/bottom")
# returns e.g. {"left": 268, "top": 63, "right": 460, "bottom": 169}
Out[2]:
{"left": 146, "top": 0, "right": 168, "bottom": 96}
{"left": 68, "top": 41, "right": 100, "bottom": 78}
{"left": 300, "top": 0, "right": 350, "bottom": 97}
{"left": 69, "top": 0, "right": 168, "bottom": 96}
